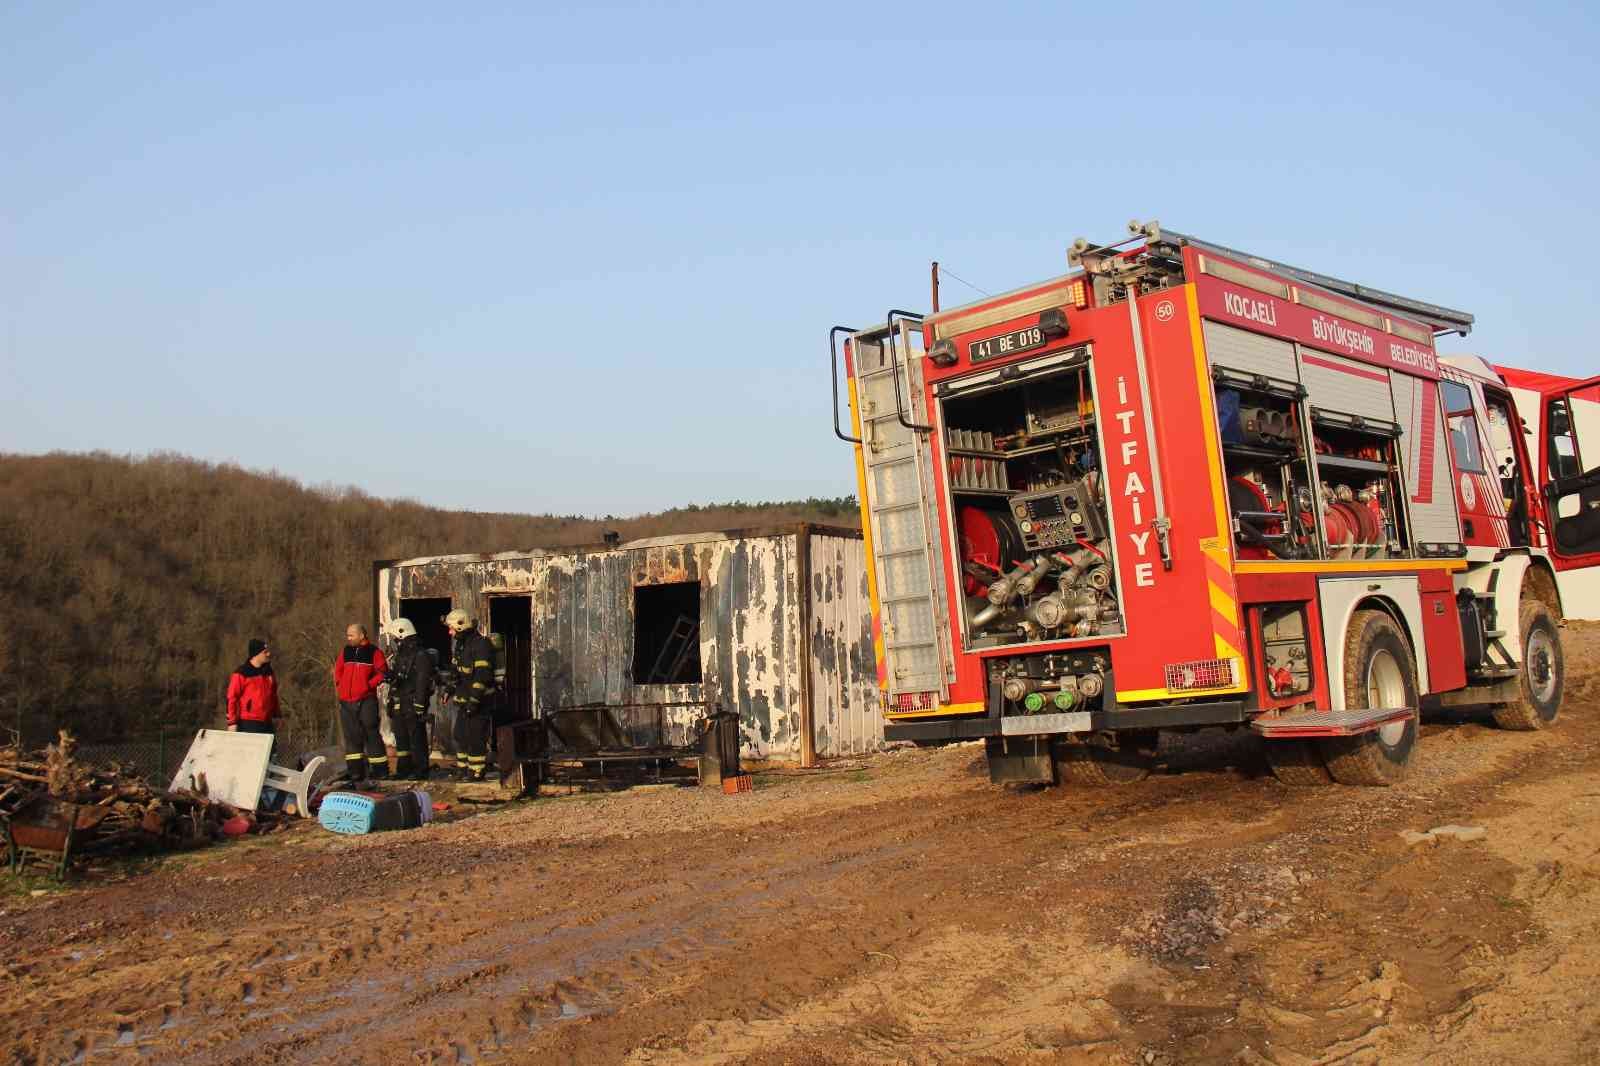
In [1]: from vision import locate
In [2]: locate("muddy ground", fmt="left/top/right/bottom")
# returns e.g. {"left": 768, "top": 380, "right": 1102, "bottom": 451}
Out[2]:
{"left": 3, "top": 622, "right": 1599, "bottom": 1065}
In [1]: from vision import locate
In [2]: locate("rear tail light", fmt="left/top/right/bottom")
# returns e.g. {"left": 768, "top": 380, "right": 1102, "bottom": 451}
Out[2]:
{"left": 1164, "top": 658, "right": 1239, "bottom": 692}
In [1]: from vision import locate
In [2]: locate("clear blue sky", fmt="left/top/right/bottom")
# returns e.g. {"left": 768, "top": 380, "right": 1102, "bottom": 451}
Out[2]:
{"left": 4, "top": 2, "right": 1597, "bottom": 515}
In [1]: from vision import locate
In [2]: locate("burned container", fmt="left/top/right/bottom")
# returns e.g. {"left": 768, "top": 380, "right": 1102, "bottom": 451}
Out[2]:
{"left": 373, "top": 524, "right": 881, "bottom": 762}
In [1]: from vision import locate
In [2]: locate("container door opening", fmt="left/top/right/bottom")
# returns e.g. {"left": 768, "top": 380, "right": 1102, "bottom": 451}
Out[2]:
{"left": 488, "top": 595, "right": 534, "bottom": 723}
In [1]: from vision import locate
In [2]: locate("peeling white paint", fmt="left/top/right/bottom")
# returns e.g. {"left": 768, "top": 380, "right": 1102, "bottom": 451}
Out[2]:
{"left": 377, "top": 528, "right": 882, "bottom": 761}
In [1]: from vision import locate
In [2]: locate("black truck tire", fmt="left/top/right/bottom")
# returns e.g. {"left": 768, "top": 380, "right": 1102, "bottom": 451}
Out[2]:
{"left": 1264, "top": 738, "right": 1334, "bottom": 786}
{"left": 1491, "top": 600, "right": 1564, "bottom": 731}
{"left": 1054, "top": 740, "right": 1153, "bottom": 785}
{"left": 1318, "top": 610, "right": 1418, "bottom": 787}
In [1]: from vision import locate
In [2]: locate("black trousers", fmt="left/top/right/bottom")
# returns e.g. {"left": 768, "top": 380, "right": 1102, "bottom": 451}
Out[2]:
{"left": 389, "top": 704, "right": 430, "bottom": 778}
{"left": 454, "top": 708, "right": 491, "bottom": 780}
{"left": 339, "top": 697, "right": 386, "bottom": 780}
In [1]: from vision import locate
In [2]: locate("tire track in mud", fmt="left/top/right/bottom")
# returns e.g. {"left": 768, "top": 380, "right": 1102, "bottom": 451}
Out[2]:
{"left": 5, "top": 624, "right": 1598, "bottom": 1065}
{"left": 3, "top": 767, "right": 1273, "bottom": 1065}
{"left": 175, "top": 838, "right": 929, "bottom": 1064}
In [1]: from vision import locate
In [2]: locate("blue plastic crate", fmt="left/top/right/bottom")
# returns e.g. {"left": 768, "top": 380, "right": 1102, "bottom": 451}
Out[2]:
{"left": 317, "top": 792, "right": 377, "bottom": 835}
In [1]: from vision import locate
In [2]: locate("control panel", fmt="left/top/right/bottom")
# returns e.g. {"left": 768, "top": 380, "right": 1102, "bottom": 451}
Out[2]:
{"left": 1009, "top": 482, "right": 1107, "bottom": 551}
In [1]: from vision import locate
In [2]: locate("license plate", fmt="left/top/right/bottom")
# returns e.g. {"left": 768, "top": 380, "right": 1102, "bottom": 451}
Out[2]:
{"left": 969, "top": 325, "right": 1045, "bottom": 364}
{"left": 1000, "top": 711, "right": 1092, "bottom": 736}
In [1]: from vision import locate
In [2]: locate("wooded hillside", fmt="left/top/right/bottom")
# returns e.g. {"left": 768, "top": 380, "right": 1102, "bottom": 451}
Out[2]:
{"left": 0, "top": 452, "right": 858, "bottom": 750}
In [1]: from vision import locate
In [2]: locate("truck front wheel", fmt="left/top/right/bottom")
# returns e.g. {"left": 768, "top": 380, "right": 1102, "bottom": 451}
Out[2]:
{"left": 1491, "top": 600, "right": 1563, "bottom": 731}
{"left": 1318, "top": 610, "right": 1418, "bottom": 786}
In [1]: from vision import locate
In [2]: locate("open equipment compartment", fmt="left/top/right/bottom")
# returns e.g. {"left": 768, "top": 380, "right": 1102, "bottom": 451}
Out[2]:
{"left": 1215, "top": 366, "right": 1320, "bottom": 560}
{"left": 938, "top": 349, "right": 1124, "bottom": 650}
{"left": 1307, "top": 408, "right": 1412, "bottom": 559}
{"left": 1215, "top": 368, "right": 1414, "bottom": 561}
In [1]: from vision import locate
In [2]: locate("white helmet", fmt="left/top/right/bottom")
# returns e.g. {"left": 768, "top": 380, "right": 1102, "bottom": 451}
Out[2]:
{"left": 389, "top": 618, "right": 417, "bottom": 640}
{"left": 445, "top": 608, "right": 473, "bottom": 634}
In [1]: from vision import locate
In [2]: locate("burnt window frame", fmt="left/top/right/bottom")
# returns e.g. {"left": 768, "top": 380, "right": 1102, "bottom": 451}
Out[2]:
{"left": 631, "top": 580, "right": 704, "bottom": 685}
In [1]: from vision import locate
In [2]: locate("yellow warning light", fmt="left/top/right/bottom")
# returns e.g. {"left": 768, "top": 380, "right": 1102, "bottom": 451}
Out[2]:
{"left": 1068, "top": 279, "right": 1088, "bottom": 308}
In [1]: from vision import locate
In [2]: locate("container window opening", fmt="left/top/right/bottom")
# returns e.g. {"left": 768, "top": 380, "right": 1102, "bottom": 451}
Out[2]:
{"left": 633, "top": 582, "right": 703, "bottom": 684}
{"left": 398, "top": 597, "right": 453, "bottom": 668}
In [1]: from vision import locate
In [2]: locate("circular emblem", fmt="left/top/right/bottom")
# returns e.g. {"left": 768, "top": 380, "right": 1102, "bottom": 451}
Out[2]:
{"left": 1460, "top": 473, "right": 1477, "bottom": 510}
{"left": 1154, "top": 300, "right": 1176, "bottom": 322}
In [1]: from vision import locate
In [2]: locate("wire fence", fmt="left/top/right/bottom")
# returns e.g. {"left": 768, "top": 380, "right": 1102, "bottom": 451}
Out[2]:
{"left": 12, "top": 716, "right": 342, "bottom": 787}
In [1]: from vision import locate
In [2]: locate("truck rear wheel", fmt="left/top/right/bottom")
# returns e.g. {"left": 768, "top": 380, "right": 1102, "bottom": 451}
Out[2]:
{"left": 1263, "top": 739, "right": 1333, "bottom": 786}
{"left": 1054, "top": 738, "right": 1153, "bottom": 785}
{"left": 1491, "top": 600, "right": 1564, "bottom": 731}
{"left": 1318, "top": 610, "right": 1418, "bottom": 787}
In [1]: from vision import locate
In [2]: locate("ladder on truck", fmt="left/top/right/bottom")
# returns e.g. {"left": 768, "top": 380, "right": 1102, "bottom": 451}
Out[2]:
{"left": 852, "top": 318, "right": 952, "bottom": 704}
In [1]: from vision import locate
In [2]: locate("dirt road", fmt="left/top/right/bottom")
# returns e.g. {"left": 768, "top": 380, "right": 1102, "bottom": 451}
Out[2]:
{"left": 4, "top": 623, "right": 1599, "bottom": 1065}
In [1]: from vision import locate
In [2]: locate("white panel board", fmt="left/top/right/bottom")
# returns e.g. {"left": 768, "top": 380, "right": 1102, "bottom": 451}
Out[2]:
{"left": 169, "top": 729, "right": 274, "bottom": 809}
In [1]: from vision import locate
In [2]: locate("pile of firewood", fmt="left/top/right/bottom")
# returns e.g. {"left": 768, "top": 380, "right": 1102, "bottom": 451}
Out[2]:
{"left": 0, "top": 730, "right": 291, "bottom": 861}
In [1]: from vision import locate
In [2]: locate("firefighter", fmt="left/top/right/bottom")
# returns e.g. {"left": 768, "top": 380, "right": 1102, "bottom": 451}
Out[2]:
{"left": 333, "top": 623, "right": 388, "bottom": 782}
{"left": 445, "top": 609, "right": 496, "bottom": 781}
{"left": 384, "top": 618, "right": 434, "bottom": 780}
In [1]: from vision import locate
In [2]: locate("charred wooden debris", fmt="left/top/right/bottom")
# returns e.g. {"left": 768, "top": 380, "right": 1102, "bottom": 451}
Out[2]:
{"left": 1, "top": 730, "right": 291, "bottom": 874}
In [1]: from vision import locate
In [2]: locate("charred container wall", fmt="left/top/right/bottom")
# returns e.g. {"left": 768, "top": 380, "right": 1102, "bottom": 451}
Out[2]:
{"left": 375, "top": 527, "right": 881, "bottom": 761}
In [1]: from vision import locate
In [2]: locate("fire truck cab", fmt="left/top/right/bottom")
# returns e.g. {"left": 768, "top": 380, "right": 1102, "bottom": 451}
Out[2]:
{"left": 829, "top": 222, "right": 1587, "bottom": 787}
{"left": 1492, "top": 364, "right": 1600, "bottom": 615}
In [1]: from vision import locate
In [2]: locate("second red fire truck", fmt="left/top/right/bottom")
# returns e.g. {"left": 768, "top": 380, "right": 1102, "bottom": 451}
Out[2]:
{"left": 829, "top": 222, "right": 1598, "bottom": 787}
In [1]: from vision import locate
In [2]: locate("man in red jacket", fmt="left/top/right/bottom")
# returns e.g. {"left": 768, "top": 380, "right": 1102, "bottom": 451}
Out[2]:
{"left": 227, "top": 639, "right": 279, "bottom": 735}
{"left": 334, "top": 623, "right": 388, "bottom": 782}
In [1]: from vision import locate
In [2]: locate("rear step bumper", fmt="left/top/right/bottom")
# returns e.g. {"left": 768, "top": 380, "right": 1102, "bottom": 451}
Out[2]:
{"left": 1250, "top": 706, "right": 1414, "bottom": 739}
{"left": 885, "top": 699, "right": 1248, "bottom": 743}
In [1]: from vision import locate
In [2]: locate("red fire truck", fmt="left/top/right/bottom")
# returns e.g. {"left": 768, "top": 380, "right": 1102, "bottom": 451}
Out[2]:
{"left": 828, "top": 222, "right": 1595, "bottom": 787}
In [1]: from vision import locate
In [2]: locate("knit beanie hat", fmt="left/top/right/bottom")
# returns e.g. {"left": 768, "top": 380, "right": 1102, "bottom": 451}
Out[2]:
{"left": 248, "top": 638, "right": 268, "bottom": 659}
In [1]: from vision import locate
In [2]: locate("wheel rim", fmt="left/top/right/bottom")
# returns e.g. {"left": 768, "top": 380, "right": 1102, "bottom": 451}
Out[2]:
{"left": 1526, "top": 627, "right": 1557, "bottom": 703}
{"left": 1366, "top": 649, "right": 1408, "bottom": 746}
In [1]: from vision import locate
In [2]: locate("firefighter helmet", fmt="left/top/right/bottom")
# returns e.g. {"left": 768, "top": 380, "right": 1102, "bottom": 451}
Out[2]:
{"left": 445, "top": 608, "right": 473, "bottom": 634}
{"left": 389, "top": 618, "right": 417, "bottom": 640}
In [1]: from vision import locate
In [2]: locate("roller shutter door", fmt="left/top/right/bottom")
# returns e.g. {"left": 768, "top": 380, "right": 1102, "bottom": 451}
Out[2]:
{"left": 1202, "top": 321, "right": 1298, "bottom": 382}
{"left": 1299, "top": 349, "right": 1396, "bottom": 423}
{"left": 1392, "top": 372, "right": 1462, "bottom": 546}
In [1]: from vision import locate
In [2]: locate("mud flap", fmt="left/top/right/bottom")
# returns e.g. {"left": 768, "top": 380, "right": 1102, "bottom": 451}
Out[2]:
{"left": 985, "top": 736, "right": 1054, "bottom": 784}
